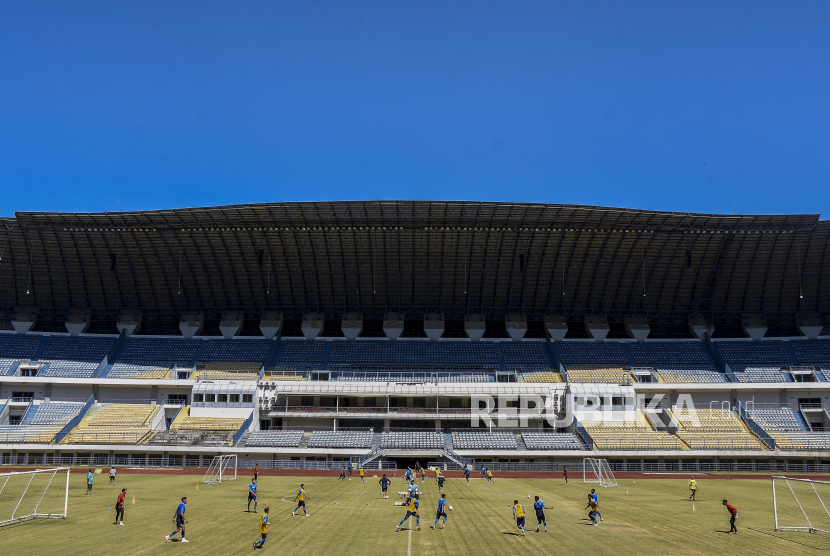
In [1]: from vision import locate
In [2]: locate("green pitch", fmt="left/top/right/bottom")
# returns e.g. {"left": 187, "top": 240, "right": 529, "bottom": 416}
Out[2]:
{"left": 3, "top": 472, "right": 829, "bottom": 555}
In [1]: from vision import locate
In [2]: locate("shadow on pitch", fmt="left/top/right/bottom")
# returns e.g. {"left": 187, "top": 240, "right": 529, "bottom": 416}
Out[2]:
{"left": 746, "top": 527, "right": 829, "bottom": 550}
{"left": 502, "top": 531, "right": 524, "bottom": 536}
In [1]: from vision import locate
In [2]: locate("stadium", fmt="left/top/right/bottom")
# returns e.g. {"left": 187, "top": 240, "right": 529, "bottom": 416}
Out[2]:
{"left": 1, "top": 200, "right": 830, "bottom": 554}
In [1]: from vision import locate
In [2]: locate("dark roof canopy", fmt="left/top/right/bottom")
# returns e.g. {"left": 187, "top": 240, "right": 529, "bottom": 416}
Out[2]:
{"left": 1, "top": 201, "right": 827, "bottom": 337}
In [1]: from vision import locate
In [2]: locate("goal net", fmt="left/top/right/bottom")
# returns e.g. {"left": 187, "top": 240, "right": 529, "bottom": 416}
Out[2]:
{"left": 583, "top": 458, "right": 617, "bottom": 488}
{"left": 203, "top": 455, "right": 237, "bottom": 484}
{"left": 772, "top": 476, "right": 830, "bottom": 535}
{"left": 0, "top": 468, "right": 69, "bottom": 526}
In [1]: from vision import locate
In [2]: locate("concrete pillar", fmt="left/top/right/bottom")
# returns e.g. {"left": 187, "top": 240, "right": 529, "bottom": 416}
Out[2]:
{"left": 689, "top": 315, "right": 714, "bottom": 340}
{"left": 742, "top": 314, "right": 767, "bottom": 341}
{"left": 259, "top": 311, "right": 283, "bottom": 339}
{"left": 505, "top": 313, "right": 527, "bottom": 341}
{"left": 424, "top": 314, "right": 444, "bottom": 342}
{"left": 584, "top": 315, "right": 610, "bottom": 341}
{"left": 797, "top": 312, "right": 824, "bottom": 339}
{"left": 543, "top": 314, "right": 568, "bottom": 341}
{"left": 383, "top": 313, "right": 404, "bottom": 341}
{"left": 219, "top": 311, "right": 244, "bottom": 339}
{"left": 11, "top": 307, "right": 37, "bottom": 334}
{"left": 624, "top": 315, "right": 650, "bottom": 341}
{"left": 116, "top": 309, "right": 142, "bottom": 337}
{"left": 301, "top": 313, "right": 324, "bottom": 340}
{"left": 464, "top": 313, "right": 486, "bottom": 341}
{"left": 341, "top": 313, "right": 363, "bottom": 340}
{"left": 65, "top": 309, "right": 91, "bottom": 336}
{"left": 179, "top": 311, "right": 205, "bottom": 338}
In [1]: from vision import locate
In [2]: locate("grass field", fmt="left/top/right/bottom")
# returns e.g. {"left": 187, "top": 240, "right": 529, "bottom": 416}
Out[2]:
{"left": 3, "top": 471, "right": 830, "bottom": 555}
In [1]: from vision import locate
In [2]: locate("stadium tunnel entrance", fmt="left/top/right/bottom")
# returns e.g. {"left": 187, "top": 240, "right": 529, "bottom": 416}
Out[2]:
{"left": 386, "top": 456, "right": 443, "bottom": 472}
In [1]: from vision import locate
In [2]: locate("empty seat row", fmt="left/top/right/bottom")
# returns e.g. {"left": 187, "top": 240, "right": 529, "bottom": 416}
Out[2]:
{"left": 747, "top": 408, "right": 807, "bottom": 431}
{"left": 565, "top": 366, "right": 631, "bottom": 383}
{"left": 307, "top": 430, "right": 373, "bottom": 448}
{"left": 118, "top": 337, "right": 202, "bottom": 366}
{"left": 242, "top": 430, "right": 304, "bottom": 447}
{"left": 655, "top": 367, "right": 728, "bottom": 383}
{"left": 0, "top": 334, "right": 43, "bottom": 359}
{"left": 628, "top": 341, "right": 711, "bottom": 366}
{"left": 713, "top": 340, "right": 791, "bottom": 365}
{"left": 451, "top": 431, "right": 517, "bottom": 450}
{"left": 279, "top": 340, "right": 327, "bottom": 362}
{"left": 556, "top": 342, "right": 629, "bottom": 365}
{"left": 790, "top": 339, "right": 830, "bottom": 364}
{"left": 518, "top": 371, "right": 564, "bottom": 383}
{"left": 731, "top": 367, "right": 792, "bottom": 383}
{"left": 521, "top": 432, "right": 586, "bottom": 450}
{"left": 381, "top": 431, "right": 445, "bottom": 449}
{"left": 41, "top": 335, "right": 114, "bottom": 361}
{"left": 196, "top": 339, "right": 272, "bottom": 363}
{"left": 38, "top": 360, "right": 99, "bottom": 378}
{"left": 329, "top": 341, "right": 497, "bottom": 364}
{"left": 333, "top": 371, "right": 490, "bottom": 383}
{"left": 500, "top": 342, "right": 549, "bottom": 364}
{"left": 108, "top": 363, "right": 172, "bottom": 379}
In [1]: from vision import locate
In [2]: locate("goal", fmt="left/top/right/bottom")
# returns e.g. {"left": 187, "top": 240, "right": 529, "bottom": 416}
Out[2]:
{"left": 583, "top": 458, "right": 617, "bottom": 488}
{"left": 203, "top": 455, "right": 237, "bottom": 484}
{"left": 0, "top": 468, "right": 69, "bottom": 526}
{"left": 772, "top": 476, "right": 830, "bottom": 535}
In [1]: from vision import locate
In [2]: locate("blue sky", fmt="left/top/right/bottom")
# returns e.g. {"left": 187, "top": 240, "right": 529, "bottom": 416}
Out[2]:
{"left": 1, "top": 1, "right": 829, "bottom": 217}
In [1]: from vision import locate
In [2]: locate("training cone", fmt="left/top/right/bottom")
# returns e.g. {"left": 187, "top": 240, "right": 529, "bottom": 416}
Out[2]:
{"left": 196, "top": 484, "right": 199, "bottom": 490}
{"left": 132, "top": 496, "right": 135, "bottom": 504}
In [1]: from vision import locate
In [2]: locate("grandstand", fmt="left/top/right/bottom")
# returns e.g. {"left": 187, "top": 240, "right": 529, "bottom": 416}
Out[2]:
{"left": 0, "top": 201, "right": 827, "bottom": 470}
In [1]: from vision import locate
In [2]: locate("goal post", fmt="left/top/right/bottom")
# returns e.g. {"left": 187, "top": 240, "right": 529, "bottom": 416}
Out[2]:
{"left": 772, "top": 476, "right": 830, "bottom": 535}
{"left": 0, "top": 468, "right": 69, "bottom": 526}
{"left": 203, "top": 455, "right": 237, "bottom": 484}
{"left": 583, "top": 458, "right": 617, "bottom": 488}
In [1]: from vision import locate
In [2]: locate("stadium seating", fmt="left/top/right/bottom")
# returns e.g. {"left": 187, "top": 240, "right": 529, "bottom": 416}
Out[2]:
{"left": 63, "top": 403, "right": 159, "bottom": 444}
{"left": 501, "top": 342, "right": 550, "bottom": 365}
{"left": 556, "top": 342, "right": 629, "bottom": 365}
{"left": 190, "top": 370, "right": 259, "bottom": 381}
{"left": 38, "top": 360, "right": 99, "bottom": 378}
{"left": 0, "top": 357, "right": 23, "bottom": 375}
{"left": 171, "top": 415, "right": 244, "bottom": 432}
{"left": 0, "top": 333, "right": 43, "bottom": 359}
{"left": 196, "top": 339, "right": 271, "bottom": 365}
{"left": 329, "top": 341, "right": 497, "bottom": 366}
{"left": 381, "top": 431, "right": 445, "bottom": 449}
{"left": 333, "top": 371, "right": 490, "bottom": 383}
{"left": 521, "top": 432, "right": 586, "bottom": 450}
{"left": 565, "top": 366, "right": 632, "bottom": 383}
{"left": 242, "top": 430, "right": 304, "bottom": 447}
{"left": 41, "top": 335, "right": 114, "bottom": 361}
{"left": 451, "top": 431, "right": 518, "bottom": 450}
{"left": 655, "top": 367, "right": 728, "bottom": 383}
{"left": 0, "top": 401, "right": 86, "bottom": 443}
{"left": 307, "top": 430, "right": 373, "bottom": 448}
{"left": 518, "top": 370, "right": 564, "bottom": 383}
{"left": 118, "top": 337, "right": 202, "bottom": 366}
{"left": 672, "top": 408, "right": 766, "bottom": 450}
{"left": 627, "top": 341, "right": 711, "bottom": 366}
{"left": 582, "top": 413, "right": 684, "bottom": 450}
{"left": 279, "top": 340, "right": 327, "bottom": 362}
{"left": 731, "top": 367, "right": 792, "bottom": 383}
{"left": 714, "top": 340, "right": 790, "bottom": 367}
{"left": 747, "top": 407, "right": 807, "bottom": 431}
{"left": 790, "top": 339, "right": 830, "bottom": 364}
{"left": 108, "top": 363, "right": 172, "bottom": 379}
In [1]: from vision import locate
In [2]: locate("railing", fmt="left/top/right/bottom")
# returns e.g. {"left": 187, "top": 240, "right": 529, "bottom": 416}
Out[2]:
{"left": 590, "top": 439, "right": 687, "bottom": 450}
{"left": 9, "top": 397, "right": 35, "bottom": 403}
{"left": 678, "top": 438, "right": 767, "bottom": 450}
{"left": 63, "top": 431, "right": 152, "bottom": 444}
{"left": 735, "top": 400, "right": 777, "bottom": 450}
{"left": 573, "top": 418, "right": 594, "bottom": 450}
{"left": 232, "top": 413, "right": 254, "bottom": 445}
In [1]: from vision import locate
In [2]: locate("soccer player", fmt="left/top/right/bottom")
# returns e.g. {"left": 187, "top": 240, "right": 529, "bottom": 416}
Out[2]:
{"left": 464, "top": 467, "right": 470, "bottom": 484}
{"left": 109, "top": 465, "right": 117, "bottom": 485}
{"left": 407, "top": 480, "right": 420, "bottom": 499}
{"left": 533, "top": 496, "right": 548, "bottom": 532}
{"left": 421, "top": 468, "right": 426, "bottom": 483}
{"left": 359, "top": 467, "right": 365, "bottom": 483}
{"left": 396, "top": 495, "right": 420, "bottom": 531}
{"left": 165, "top": 497, "right": 189, "bottom": 543}
{"left": 338, "top": 467, "right": 346, "bottom": 481}
{"left": 252, "top": 506, "right": 270, "bottom": 549}
{"left": 723, "top": 500, "right": 738, "bottom": 534}
{"left": 379, "top": 474, "right": 391, "bottom": 499}
{"left": 434, "top": 468, "right": 440, "bottom": 481}
{"left": 437, "top": 474, "right": 445, "bottom": 493}
{"left": 487, "top": 470, "right": 494, "bottom": 483}
{"left": 293, "top": 483, "right": 309, "bottom": 516}
{"left": 253, "top": 464, "right": 259, "bottom": 482}
{"left": 563, "top": 466, "right": 568, "bottom": 485}
{"left": 115, "top": 488, "right": 126, "bottom": 526}
{"left": 480, "top": 465, "right": 486, "bottom": 479}
{"left": 432, "top": 494, "right": 448, "bottom": 529}
{"left": 86, "top": 469, "right": 94, "bottom": 495}
{"left": 348, "top": 463, "right": 353, "bottom": 480}
{"left": 688, "top": 476, "right": 697, "bottom": 501}
{"left": 585, "top": 489, "right": 603, "bottom": 523}
{"left": 248, "top": 479, "right": 258, "bottom": 512}
{"left": 512, "top": 499, "right": 526, "bottom": 536}
{"left": 405, "top": 468, "right": 412, "bottom": 482}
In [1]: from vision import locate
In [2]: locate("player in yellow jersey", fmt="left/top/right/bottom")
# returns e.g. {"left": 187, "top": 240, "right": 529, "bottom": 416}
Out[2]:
{"left": 396, "top": 495, "right": 420, "bottom": 531}
{"left": 359, "top": 467, "right": 365, "bottom": 483}
{"left": 252, "top": 506, "right": 270, "bottom": 549}
{"left": 512, "top": 499, "right": 526, "bottom": 536}
{"left": 292, "top": 483, "right": 309, "bottom": 516}
{"left": 688, "top": 476, "right": 697, "bottom": 501}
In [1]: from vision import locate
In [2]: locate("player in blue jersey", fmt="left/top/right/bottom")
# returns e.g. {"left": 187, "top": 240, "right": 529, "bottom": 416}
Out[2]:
{"left": 338, "top": 467, "right": 346, "bottom": 481}
{"left": 165, "top": 497, "right": 189, "bottom": 543}
{"left": 533, "top": 496, "right": 548, "bottom": 532}
{"left": 396, "top": 494, "right": 420, "bottom": 531}
{"left": 407, "top": 480, "right": 420, "bottom": 499}
{"left": 247, "top": 479, "right": 258, "bottom": 512}
{"left": 464, "top": 467, "right": 470, "bottom": 483}
{"left": 379, "top": 474, "right": 391, "bottom": 499}
{"left": 85, "top": 469, "right": 94, "bottom": 495}
{"left": 584, "top": 489, "right": 603, "bottom": 522}
{"left": 431, "top": 494, "right": 449, "bottom": 530}
{"left": 293, "top": 483, "right": 309, "bottom": 516}
{"left": 347, "top": 463, "right": 353, "bottom": 480}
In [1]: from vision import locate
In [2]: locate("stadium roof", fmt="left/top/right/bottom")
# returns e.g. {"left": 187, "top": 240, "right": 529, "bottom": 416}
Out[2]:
{"left": 1, "top": 201, "right": 827, "bottom": 337}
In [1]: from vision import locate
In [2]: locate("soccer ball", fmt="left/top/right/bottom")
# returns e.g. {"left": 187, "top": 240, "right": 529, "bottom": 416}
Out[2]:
{"left": 448, "top": 505, "right": 453, "bottom": 511}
